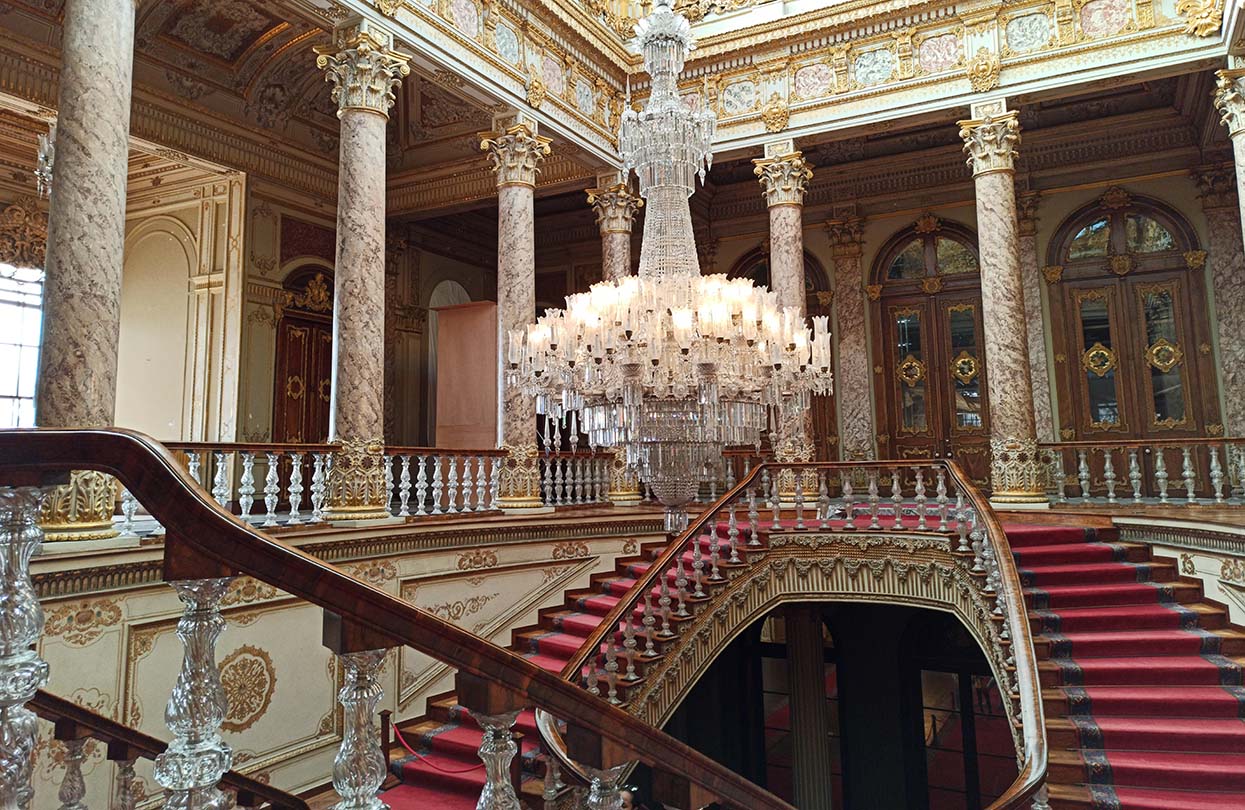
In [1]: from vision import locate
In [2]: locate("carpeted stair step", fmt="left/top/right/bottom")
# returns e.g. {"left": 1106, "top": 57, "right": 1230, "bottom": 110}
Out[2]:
{"left": 1004, "top": 525, "right": 1116, "bottom": 548}
{"left": 1044, "top": 685, "right": 1245, "bottom": 719}
{"left": 1024, "top": 581, "right": 1200, "bottom": 610}
{"left": 1048, "top": 716, "right": 1245, "bottom": 753}
{"left": 1035, "top": 628, "right": 1243, "bottom": 659}
{"left": 1019, "top": 561, "right": 1170, "bottom": 587}
{"left": 1052, "top": 749, "right": 1245, "bottom": 792}
{"left": 1046, "top": 782, "right": 1245, "bottom": 810}
{"left": 1030, "top": 603, "right": 1224, "bottom": 634}
{"left": 1012, "top": 542, "right": 1142, "bottom": 566}
{"left": 1039, "top": 654, "right": 1245, "bottom": 687}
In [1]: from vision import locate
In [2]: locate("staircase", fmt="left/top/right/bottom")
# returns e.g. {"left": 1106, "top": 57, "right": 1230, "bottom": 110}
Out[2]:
{"left": 1012, "top": 523, "right": 1245, "bottom": 810}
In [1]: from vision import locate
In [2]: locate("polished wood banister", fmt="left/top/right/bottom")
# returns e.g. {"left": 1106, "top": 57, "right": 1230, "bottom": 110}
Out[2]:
{"left": 30, "top": 689, "right": 308, "bottom": 810}
{"left": 0, "top": 429, "right": 791, "bottom": 810}
{"left": 558, "top": 459, "right": 1047, "bottom": 810}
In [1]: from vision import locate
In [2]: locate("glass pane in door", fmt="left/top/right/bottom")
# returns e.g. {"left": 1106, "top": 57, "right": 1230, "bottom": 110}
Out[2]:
{"left": 921, "top": 670, "right": 966, "bottom": 809}
{"left": 946, "top": 305, "right": 983, "bottom": 430}
{"left": 1076, "top": 291, "right": 1121, "bottom": 429}
{"left": 894, "top": 308, "right": 928, "bottom": 433}
{"left": 1138, "top": 284, "right": 1187, "bottom": 427}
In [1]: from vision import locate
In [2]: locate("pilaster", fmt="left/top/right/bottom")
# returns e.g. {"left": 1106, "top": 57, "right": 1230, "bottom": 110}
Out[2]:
{"left": 826, "top": 216, "right": 874, "bottom": 461}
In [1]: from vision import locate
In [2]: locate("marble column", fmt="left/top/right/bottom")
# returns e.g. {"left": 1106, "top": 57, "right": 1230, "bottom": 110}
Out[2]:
{"left": 33, "top": 0, "right": 139, "bottom": 540}
{"left": 1209, "top": 72, "right": 1245, "bottom": 437}
{"left": 826, "top": 217, "right": 874, "bottom": 460}
{"left": 587, "top": 180, "right": 641, "bottom": 282}
{"left": 958, "top": 102, "right": 1045, "bottom": 505}
{"left": 754, "top": 145, "right": 816, "bottom": 476}
{"left": 1016, "top": 191, "right": 1055, "bottom": 441}
{"left": 482, "top": 115, "right": 551, "bottom": 509}
{"left": 786, "top": 605, "right": 834, "bottom": 810}
{"left": 315, "top": 19, "right": 410, "bottom": 521}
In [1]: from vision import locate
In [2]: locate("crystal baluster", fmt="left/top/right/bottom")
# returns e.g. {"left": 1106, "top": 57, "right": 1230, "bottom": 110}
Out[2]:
{"left": 470, "top": 710, "right": 524, "bottom": 810}
{"left": 211, "top": 451, "right": 229, "bottom": 508}
{"left": 603, "top": 639, "right": 619, "bottom": 703}
{"left": 491, "top": 457, "right": 502, "bottom": 510}
{"left": 310, "top": 452, "right": 326, "bottom": 522}
{"left": 1181, "top": 446, "right": 1197, "bottom": 505}
{"left": 397, "top": 456, "right": 411, "bottom": 517}
{"left": 891, "top": 469, "right": 903, "bottom": 530}
{"left": 431, "top": 456, "right": 444, "bottom": 515}
{"left": 331, "top": 649, "right": 388, "bottom": 810}
{"left": 119, "top": 488, "right": 138, "bottom": 537}
{"left": 541, "top": 458, "right": 553, "bottom": 506}
{"left": 154, "top": 577, "right": 234, "bottom": 810}
{"left": 707, "top": 519, "right": 722, "bottom": 581}
{"left": 0, "top": 487, "right": 50, "bottom": 810}
{"left": 113, "top": 758, "right": 139, "bottom": 810}
{"left": 913, "top": 468, "right": 927, "bottom": 530}
{"left": 794, "top": 473, "right": 805, "bottom": 530}
{"left": 675, "top": 551, "right": 690, "bottom": 616}
{"left": 1127, "top": 448, "right": 1142, "bottom": 503}
{"left": 842, "top": 475, "right": 855, "bottom": 530}
{"left": 657, "top": 563, "right": 673, "bottom": 637}
{"left": 769, "top": 471, "right": 781, "bottom": 531}
{"left": 415, "top": 455, "right": 428, "bottom": 516}
{"left": 1050, "top": 451, "right": 1068, "bottom": 503}
{"left": 691, "top": 534, "right": 705, "bottom": 598}
{"left": 554, "top": 458, "right": 564, "bottom": 506}
{"left": 446, "top": 455, "right": 459, "bottom": 514}
{"left": 475, "top": 456, "right": 487, "bottom": 512}
{"left": 584, "top": 765, "right": 628, "bottom": 810}
{"left": 262, "top": 452, "right": 280, "bottom": 527}
{"left": 287, "top": 453, "right": 304, "bottom": 524}
{"left": 747, "top": 482, "right": 760, "bottom": 546}
{"left": 622, "top": 614, "right": 638, "bottom": 680}
{"left": 935, "top": 467, "right": 949, "bottom": 531}
{"left": 1211, "top": 445, "right": 1226, "bottom": 504}
{"left": 1101, "top": 448, "right": 1117, "bottom": 504}
{"left": 727, "top": 502, "right": 742, "bottom": 565}
{"left": 186, "top": 451, "right": 201, "bottom": 484}
{"left": 1077, "top": 449, "right": 1091, "bottom": 501}
{"left": 642, "top": 592, "right": 658, "bottom": 655}
{"left": 868, "top": 470, "right": 881, "bottom": 530}
{"left": 56, "top": 737, "right": 86, "bottom": 810}
{"left": 238, "top": 451, "right": 255, "bottom": 519}
{"left": 1154, "top": 447, "right": 1170, "bottom": 504}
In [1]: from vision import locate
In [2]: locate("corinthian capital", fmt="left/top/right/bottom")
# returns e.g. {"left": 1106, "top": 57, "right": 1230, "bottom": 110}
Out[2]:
{"left": 753, "top": 151, "right": 814, "bottom": 207}
{"left": 825, "top": 216, "right": 864, "bottom": 259}
{"left": 314, "top": 18, "right": 411, "bottom": 118}
{"left": 586, "top": 183, "right": 643, "bottom": 234}
{"left": 958, "top": 111, "right": 1020, "bottom": 177}
{"left": 480, "top": 123, "right": 552, "bottom": 188}
{"left": 1214, "top": 68, "right": 1245, "bottom": 137}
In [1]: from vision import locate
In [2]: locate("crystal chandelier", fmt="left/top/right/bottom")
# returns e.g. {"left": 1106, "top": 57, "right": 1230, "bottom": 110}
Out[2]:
{"left": 507, "top": 0, "right": 833, "bottom": 530}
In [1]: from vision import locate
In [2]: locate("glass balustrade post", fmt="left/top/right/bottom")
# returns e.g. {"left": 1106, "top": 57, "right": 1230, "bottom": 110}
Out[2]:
{"left": 332, "top": 649, "right": 389, "bottom": 810}
{"left": 470, "top": 710, "right": 523, "bottom": 810}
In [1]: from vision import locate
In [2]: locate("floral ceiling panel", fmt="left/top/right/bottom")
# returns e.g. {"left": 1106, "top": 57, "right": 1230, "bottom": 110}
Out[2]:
{"left": 160, "top": 0, "right": 285, "bottom": 63}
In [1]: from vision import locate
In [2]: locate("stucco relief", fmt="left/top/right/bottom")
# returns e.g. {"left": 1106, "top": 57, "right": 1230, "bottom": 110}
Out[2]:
{"left": 721, "top": 80, "right": 757, "bottom": 115}
{"left": 164, "top": 0, "right": 280, "bottom": 62}
{"left": 449, "top": 0, "right": 480, "bottom": 39}
{"left": 1079, "top": 0, "right": 1130, "bottom": 37}
{"left": 853, "top": 49, "right": 895, "bottom": 86}
{"left": 541, "top": 54, "right": 566, "bottom": 95}
{"left": 1006, "top": 13, "right": 1052, "bottom": 52}
{"left": 793, "top": 63, "right": 833, "bottom": 99}
{"left": 495, "top": 23, "right": 520, "bottom": 63}
{"left": 220, "top": 645, "right": 277, "bottom": 733}
{"left": 917, "top": 33, "right": 960, "bottom": 73}
{"left": 44, "top": 599, "right": 123, "bottom": 646}
{"left": 575, "top": 78, "right": 596, "bottom": 115}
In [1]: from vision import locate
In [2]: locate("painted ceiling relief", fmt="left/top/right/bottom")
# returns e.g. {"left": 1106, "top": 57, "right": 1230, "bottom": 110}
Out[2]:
{"left": 162, "top": 0, "right": 283, "bottom": 63}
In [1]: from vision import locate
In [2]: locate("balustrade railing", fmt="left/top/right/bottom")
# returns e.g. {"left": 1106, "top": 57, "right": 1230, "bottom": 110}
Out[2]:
{"left": 1041, "top": 438, "right": 1245, "bottom": 506}
{"left": 0, "top": 429, "right": 793, "bottom": 810}
{"left": 537, "top": 459, "right": 1048, "bottom": 810}
{"left": 539, "top": 451, "right": 610, "bottom": 507}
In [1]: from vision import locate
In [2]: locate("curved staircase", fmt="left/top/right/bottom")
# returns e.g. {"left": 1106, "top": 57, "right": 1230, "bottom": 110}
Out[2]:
{"left": 1013, "top": 524, "right": 1245, "bottom": 810}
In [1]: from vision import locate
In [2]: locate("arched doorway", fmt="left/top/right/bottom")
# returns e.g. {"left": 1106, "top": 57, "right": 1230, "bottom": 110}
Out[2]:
{"left": 728, "top": 247, "right": 838, "bottom": 460}
{"left": 424, "top": 279, "right": 472, "bottom": 444}
{"left": 1046, "top": 188, "right": 1221, "bottom": 440}
{"left": 272, "top": 266, "right": 334, "bottom": 444}
{"left": 869, "top": 216, "right": 990, "bottom": 486}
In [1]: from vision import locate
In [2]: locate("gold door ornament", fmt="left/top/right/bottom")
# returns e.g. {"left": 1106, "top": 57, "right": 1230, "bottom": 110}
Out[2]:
{"left": 285, "top": 375, "right": 306, "bottom": 401}
{"left": 1145, "top": 337, "right": 1184, "bottom": 373}
{"left": 896, "top": 354, "right": 927, "bottom": 386}
{"left": 951, "top": 351, "right": 979, "bottom": 384}
{"left": 1081, "top": 342, "right": 1118, "bottom": 377}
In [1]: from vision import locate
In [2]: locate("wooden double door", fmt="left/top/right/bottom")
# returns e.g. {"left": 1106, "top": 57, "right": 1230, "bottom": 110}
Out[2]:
{"left": 876, "top": 291, "right": 992, "bottom": 486}
{"left": 273, "top": 314, "right": 333, "bottom": 444}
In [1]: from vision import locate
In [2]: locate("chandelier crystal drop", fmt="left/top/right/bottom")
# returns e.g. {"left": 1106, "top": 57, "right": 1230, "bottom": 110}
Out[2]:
{"left": 507, "top": 0, "right": 833, "bottom": 530}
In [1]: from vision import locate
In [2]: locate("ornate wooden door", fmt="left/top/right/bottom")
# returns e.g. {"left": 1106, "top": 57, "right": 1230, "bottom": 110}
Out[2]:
{"left": 272, "top": 269, "right": 334, "bottom": 444}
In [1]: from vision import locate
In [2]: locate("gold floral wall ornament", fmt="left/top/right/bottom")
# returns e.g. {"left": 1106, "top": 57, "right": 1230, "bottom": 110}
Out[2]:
{"left": 965, "top": 47, "right": 1001, "bottom": 92}
{"left": 1109, "top": 253, "right": 1133, "bottom": 276}
{"left": 1081, "top": 342, "right": 1118, "bottom": 377}
{"left": 1098, "top": 186, "right": 1132, "bottom": 209}
{"left": 1042, "top": 265, "right": 1064, "bottom": 284}
{"left": 1176, "top": 0, "right": 1223, "bottom": 36}
{"left": 921, "top": 276, "right": 943, "bottom": 294}
{"left": 913, "top": 212, "right": 941, "bottom": 234}
{"left": 376, "top": 0, "right": 401, "bottom": 16}
{"left": 761, "top": 93, "right": 791, "bottom": 133}
{"left": 1060, "top": 427, "right": 1076, "bottom": 440}
{"left": 0, "top": 196, "right": 48, "bottom": 267}
{"left": 865, "top": 284, "right": 883, "bottom": 301}
{"left": 1184, "top": 249, "right": 1208, "bottom": 269}
{"left": 44, "top": 599, "right": 122, "bottom": 646}
{"left": 526, "top": 75, "right": 547, "bottom": 109}
{"left": 1208, "top": 422, "right": 1225, "bottom": 436}
{"left": 1145, "top": 337, "right": 1184, "bottom": 373}
{"left": 896, "top": 354, "right": 927, "bottom": 386}
{"left": 952, "top": 351, "right": 979, "bottom": 384}
{"left": 220, "top": 646, "right": 277, "bottom": 733}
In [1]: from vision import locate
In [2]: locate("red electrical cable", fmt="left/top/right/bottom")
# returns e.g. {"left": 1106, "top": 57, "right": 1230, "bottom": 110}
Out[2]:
{"left": 391, "top": 724, "right": 495, "bottom": 775}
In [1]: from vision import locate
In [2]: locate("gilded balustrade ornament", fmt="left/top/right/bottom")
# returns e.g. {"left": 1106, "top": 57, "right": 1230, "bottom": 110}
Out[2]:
{"left": 607, "top": 451, "right": 643, "bottom": 506}
{"left": 752, "top": 152, "right": 814, "bottom": 207}
{"left": 314, "top": 19, "right": 412, "bottom": 118}
{"left": 480, "top": 124, "right": 553, "bottom": 188}
{"left": 496, "top": 442, "right": 543, "bottom": 509}
{"left": 323, "top": 438, "right": 392, "bottom": 521}
{"left": 958, "top": 111, "right": 1020, "bottom": 176}
{"left": 1213, "top": 68, "right": 1245, "bottom": 137}
{"left": 38, "top": 470, "right": 118, "bottom": 541}
{"left": 586, "top": 183, "right": 643, "bottom": 234}
{"left": 988, "top": 437, "right": 1045, "bottom": 503}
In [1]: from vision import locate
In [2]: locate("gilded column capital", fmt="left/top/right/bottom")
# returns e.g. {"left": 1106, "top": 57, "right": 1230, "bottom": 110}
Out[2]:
{"left": 958, "top": 111, "right": 1020, "bottom": 177}
{"left": 1194, "top": 164, "right": 1238, "bottom": 210}
{"left": 480, "top": 124, "right": 553, "bottom": 188}
{"left": 586, "top": 183, "right": 643, "bottom": 234}
{"left": 825, "top": 216, "right": 864, "bottom": 259}
{"left": 314, "top": 18, "right": 411, "bottom": 119}
{"left": 1214, "top": 68, "right": 1245, "bottom": 137}
{"left": 753, "top": 152, "right": 814, "bottom": 207}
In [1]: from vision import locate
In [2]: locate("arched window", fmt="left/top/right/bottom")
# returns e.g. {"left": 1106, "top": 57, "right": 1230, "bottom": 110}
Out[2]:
{"left": 727, "top": 246, "right": 831, "bottom": 295}
{"left": 874, "top": 216, "right": 979, "bottom": 286}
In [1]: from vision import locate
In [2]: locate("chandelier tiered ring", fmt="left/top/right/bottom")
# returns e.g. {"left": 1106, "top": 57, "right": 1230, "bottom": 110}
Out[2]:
{"left": 507, "top": 0, "right": 833, "bottom": 531}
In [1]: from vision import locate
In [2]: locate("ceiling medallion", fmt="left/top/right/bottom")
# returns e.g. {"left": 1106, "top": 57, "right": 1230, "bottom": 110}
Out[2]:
{"left": 952, "top": 351, "right": 979, "bottom": 384}
{"left": 1081, "top": 342, "right": 1117, "bottom": 377}
{"left": 1145, "top": 337, "right": 1184, "bottom": 373}
{"left": 896, "top": 354, "right": 927, "bottom": 386}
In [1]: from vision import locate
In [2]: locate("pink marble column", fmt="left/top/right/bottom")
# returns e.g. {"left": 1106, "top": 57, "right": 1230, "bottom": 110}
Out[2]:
{"left": 1210, "top": 72, "right": 1245, "bottom": 436}
{"left": 959, "top": 103, "right": 1044, "bottom": 504}
{"left": 587, "top": 183, "right": 641, "bottom": 282}
{"left": 316, "top": 19, "right": 410, "bottom": 520}
{"left": 33, "top": 0, "right": 137, "bottom": 541}
{"left": 826, "top": 217, "right": 874, "bottom": 460}
{"left": 482, "top": 117, "right": 550, "bottom": 509}
{"left": 1016, "top": 191, "right": 1055, "bottom": 441}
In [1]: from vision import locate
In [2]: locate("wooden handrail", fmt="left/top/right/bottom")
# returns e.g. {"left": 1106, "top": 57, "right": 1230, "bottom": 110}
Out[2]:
{"left": 0, "top": 429, "right": 790, "bottom": 810}
{"left": 557, "top": 459, "right": 1047, "bottom": 810}
{"left": 30, "top": 689, "right": 308, "bottom": 810}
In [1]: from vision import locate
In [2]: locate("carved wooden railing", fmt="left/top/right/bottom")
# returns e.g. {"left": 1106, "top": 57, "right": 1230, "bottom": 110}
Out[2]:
{"left": 0, "top": 428, "right": 793, "bottom": 810}
{"left": 28, "top": 689, "right": 309, "bottom": 810}
{"left": 1040, "top": 437, "right": 1245, "bottom": 505}
{"left": 538, "top": 460, "right": 1049, "bottom": 810}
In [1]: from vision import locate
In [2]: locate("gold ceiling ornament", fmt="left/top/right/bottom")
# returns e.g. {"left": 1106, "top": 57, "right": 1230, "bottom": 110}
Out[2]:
{"left": 952, "top": 350, "right": 979, "bottom": 384}
{"left": 761, "top": 93, "right": 791, "bottom": 133}
{"left": 526, "top": 75, "right": 547, "bottom": 109}
{"left": 865, "top": 284, "right": 883, "bottom": 301}
{"left": 1176, "top": 0, "right": 1223, "bottom": 36}
{"left": 1109, "top": 253, "right": 1133, "bottom": 276}
{"left": 753, "top": 150, "right": 814, "bottom": 206}
{"left": 921, "top": 276, "right": 943, "bottom": 294}
{"left": 913, "top": 212, "right": 941, "bottom": 234}
{"left": 1041, "top": 265, "right": 1064, "bottom": 284}
{"left": 1214, "top": 68, "right": 1245, "bottom": 137}
{"left": 965, "top": 47, "right": 1001, "bottom": 93}
{"left": 38, "top": 470, "right": 119, "bottom": 542}
{"left": 314, "top": 18, "right": 412, "bottom": 119}
{"left": 896, "top": 353, "right": 927, "bottom": 386}
{"left": 322, "top": 437, "right": 392, "bottom": 521}
{"left": 1184, "top": 249, "right": 1207, "bottom": 269}
{"left": 1081, "top": 342, "right": 1117, "bottom": 377}
{"left": 1145, "top": 337, "right": 1184, "bottom": 373}
{"left": 0, "top": 196, "right": 48, "bottom": 268}
{"left": 1098, "top": 186, "right": 1132, "bottom": 209}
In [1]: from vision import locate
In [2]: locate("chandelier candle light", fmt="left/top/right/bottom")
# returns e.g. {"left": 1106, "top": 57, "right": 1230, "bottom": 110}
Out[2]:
{"left": 507, "top": 0, "right": 833, "bottom": 531}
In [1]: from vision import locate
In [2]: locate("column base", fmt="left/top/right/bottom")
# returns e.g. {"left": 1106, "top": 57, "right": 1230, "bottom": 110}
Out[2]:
{"left": 500, "top": 504, "right": 555, "bottom": 515}
{"left": 607, "top": 491, "right": 643, "bottom": 507}
{"left": 325, "top": 513, "right": 405, "bottom": 527}
{"left": 989, "top": 496, "right": 1050, "bottom": 510}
